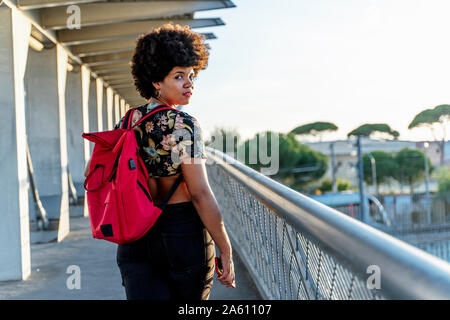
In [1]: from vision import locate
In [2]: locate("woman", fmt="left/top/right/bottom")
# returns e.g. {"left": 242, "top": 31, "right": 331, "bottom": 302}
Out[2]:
{"left": 105, "top": 23, "right": 235, "bottom": 300}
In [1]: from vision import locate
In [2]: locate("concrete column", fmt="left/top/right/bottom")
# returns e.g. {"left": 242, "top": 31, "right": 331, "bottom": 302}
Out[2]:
{"left": 120, "top": 98, "right": 125, "bottom": 117}
{"left": 56, "top": 43, "right": 70, "bottom": 242}
{"left": 114, "top": 93, "right": 120, "bottom": 125}
{"left": 88, "top": 77, "right": 98, "bottom": 135}
{"left": 24, "top": 41, "right": 70, "bottom": 243}
{"left": 82, "top": 76, "right": 98, "bottom": 218}
{"left": 65, "top": 64, "right": 84, "bottom": 196}
{"left": 81, "top": 65, "right": 90, "bottom": 167}
{"left": 102, "top": 89, "right": 108, "bottom": 131}
{"left": 106, "top": 87, "right": 113, "bottom": 130}
{"left": 80, "top": 65, "right": 90, "bottom": 218}
{"left": 0, "top": 7, "right": 31, "bottom": 281}
{"left": 96, "top": 78, "right": 103, "bottom": 132}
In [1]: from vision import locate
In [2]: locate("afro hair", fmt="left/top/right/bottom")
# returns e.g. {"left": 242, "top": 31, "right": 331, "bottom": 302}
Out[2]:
{"left": 131, "top": 23, "right": 210, "bottom": 100}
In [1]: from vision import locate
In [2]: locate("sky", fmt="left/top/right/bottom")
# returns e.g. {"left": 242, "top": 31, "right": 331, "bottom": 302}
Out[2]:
{"left": 186, "top": 0, "right": 450, "bottom": 143}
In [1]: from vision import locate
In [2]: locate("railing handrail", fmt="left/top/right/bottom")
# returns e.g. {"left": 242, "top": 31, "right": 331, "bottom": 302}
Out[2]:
{"left": 206, "top": 147, "right": 450, "bottom": 299}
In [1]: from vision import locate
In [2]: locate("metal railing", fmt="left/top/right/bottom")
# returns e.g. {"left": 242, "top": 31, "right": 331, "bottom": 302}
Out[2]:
{"left": 205, "top": 148, "right": 450, "bottom": 299}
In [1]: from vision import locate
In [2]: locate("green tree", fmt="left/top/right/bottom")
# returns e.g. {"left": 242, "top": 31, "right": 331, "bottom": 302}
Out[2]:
{"left": 337, "top": 178, "right": 353, "bottom": 191}
{"left": 205, "top": 126, "right": 241, "bottom": 156}
{"left": 310, "top": 177, "right": 353, "bottom": 194}
{"left": 362, "top": 151, "right": 398, "bottom": 193}
{"left": 289, "top": 121, "right": 338, "bottom": 142}
{"left": 318, "top": 178, "right": 332, "bottom": 193}
{"left": 347, "top": 123, "right": 400, "bottom": 140}
{"left": 408, "top": 104, "right": 450, "bottom": 165}
{"left": 393, "top": 148, "right": 434, "bottom": 194}
{"left": 240, "top": 132, "right": 328, "bottom": 190}
{"left": 434, "top": 166, "right": 450, "bottom": 193}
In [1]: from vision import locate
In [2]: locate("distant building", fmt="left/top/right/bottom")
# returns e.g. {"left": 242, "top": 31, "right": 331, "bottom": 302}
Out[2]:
{"left": 302, "top": 137, "right": 448, "bottom": 195}
{"left": 415, "top": 140, "right": 450, "bottom": 167}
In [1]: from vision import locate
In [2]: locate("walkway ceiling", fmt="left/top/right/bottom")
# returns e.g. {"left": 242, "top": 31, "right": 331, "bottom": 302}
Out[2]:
{"left": 7, "top": 0, "right": 235, "bottom": 106}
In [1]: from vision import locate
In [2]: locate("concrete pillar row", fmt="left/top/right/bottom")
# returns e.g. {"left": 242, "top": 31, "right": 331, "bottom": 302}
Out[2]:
{"left": 106, "top": 87, "right": 114, "bottom": 130}
{"left": 0, "top": 6, "right": 32, "bottom": 281}
{"left": 96, "top": 78, "right": 104, "bottom": 132}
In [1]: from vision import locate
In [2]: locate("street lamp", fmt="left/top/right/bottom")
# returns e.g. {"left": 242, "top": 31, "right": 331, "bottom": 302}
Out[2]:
{"left": 423, "top": 142, "right": 431, "bottom": 224}
{"left": 356, "top": 136, "right": 368, "bottom": 223}
{"left": 367, "top": 152, "right": 378, "bottom": 198}
{"left": 329, "top": 142, "right": 337, "bottom": 193}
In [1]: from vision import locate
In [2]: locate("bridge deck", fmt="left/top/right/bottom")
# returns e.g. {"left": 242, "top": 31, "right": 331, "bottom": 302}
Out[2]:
{"left": 0, "top": 209, "right": 262, "bottom": 300}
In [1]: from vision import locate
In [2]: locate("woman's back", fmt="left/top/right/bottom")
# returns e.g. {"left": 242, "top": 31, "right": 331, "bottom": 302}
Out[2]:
{"left": 116, "top": 102, "right": 207, "bottom": 204}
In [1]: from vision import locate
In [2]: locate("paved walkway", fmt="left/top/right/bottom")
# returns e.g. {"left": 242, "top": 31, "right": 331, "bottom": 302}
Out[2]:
{"left": 0, "top": 206, "right": 262, "bottom": 300}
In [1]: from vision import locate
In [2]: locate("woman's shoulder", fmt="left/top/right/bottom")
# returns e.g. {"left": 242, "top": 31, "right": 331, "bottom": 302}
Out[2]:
{"left": 138, "top": 104, "right": 203, "bottom": 135}
{"left": 176, "top": 110, "right": 201, "bottom": 126}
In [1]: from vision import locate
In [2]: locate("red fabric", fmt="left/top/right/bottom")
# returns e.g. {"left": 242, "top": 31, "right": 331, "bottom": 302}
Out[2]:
{"left": 82, "top": 128, "right": 162, "bottom": 244}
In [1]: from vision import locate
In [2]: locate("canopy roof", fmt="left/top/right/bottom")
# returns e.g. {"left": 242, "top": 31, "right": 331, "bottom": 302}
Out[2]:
{"left": 4, "top": 0, "right": 235, "bottom": 106}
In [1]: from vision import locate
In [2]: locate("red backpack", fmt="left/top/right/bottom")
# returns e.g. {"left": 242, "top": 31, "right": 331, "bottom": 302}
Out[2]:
{"left": 82, "top": 105, "right": 183, "bottom": 244}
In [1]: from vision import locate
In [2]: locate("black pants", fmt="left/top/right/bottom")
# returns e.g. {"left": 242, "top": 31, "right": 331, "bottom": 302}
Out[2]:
{"left": 116, "top": 201, "right": 215, "bottom": 300}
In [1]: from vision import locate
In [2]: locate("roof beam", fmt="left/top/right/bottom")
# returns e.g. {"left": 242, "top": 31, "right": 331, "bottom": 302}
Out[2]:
{"left": 57, "top": 18, "right": 224, "bottom": 45}
{"left": 96, "top": 67, "right": 131, "bottom": 75}
{"left": 70, "top": 37, "right": 138, "bottom": 57}
{"left": 17, "top": 0, "right": 106, "bottom": 10}
{"left": 70, "top": 33, "right": 216, "bottom": 57}
{"left": 81, "top": 51, "right": 134, "bottom": 66}
{"left": 110, "top": 84, "right": 135, "bottom": 90}
{"left": 97, "top": 69, "right": 132, "bottom": 77}
{"left": 41, "top": 1, "right": 236, "bottom": 30}
{"left": 101, "top": 73, "right": 133, "bottom": 81}
{"left": 105, "top": 78, "right": 134, "bottom": 86}
{"left": 115, "top": 87, "right": 140, "bottom": 94}
{"left": 86, "top": 58, "right": 131, "bottom": 68}
{"left": 91, "top": 62, "right": 130, "bottom": 73}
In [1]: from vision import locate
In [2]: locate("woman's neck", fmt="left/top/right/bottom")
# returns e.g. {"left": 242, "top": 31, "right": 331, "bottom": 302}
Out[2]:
{"left": 148, "top": 97, "right": 177, "bottom": 108}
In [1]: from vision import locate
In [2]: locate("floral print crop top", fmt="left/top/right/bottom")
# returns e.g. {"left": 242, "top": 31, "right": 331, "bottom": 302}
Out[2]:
{"left": 115, "top": 102, "right": 207, "bottom": 178}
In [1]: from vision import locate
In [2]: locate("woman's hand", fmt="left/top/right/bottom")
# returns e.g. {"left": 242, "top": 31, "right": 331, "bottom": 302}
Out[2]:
{"left": 181, "top": 158, "right": 236, "bottom": 288}
{"left": 217, "top": 251, "right": 236, "bottom": 288}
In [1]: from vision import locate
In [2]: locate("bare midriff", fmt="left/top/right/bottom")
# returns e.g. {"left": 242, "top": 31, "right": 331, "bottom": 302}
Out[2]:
{"left": 148, "top": 173, "right": 192, "bottom": 205}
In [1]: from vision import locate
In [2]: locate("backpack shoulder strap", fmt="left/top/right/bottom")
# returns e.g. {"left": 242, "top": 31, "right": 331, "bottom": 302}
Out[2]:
{"left": 121, "top": 107, "right": 137, "bottom": 129}
{"left": 157, "top": 174, "right": 184, "bottom": 211}
{"left": 131, "top": 105, "right": 180, "bottom": 129}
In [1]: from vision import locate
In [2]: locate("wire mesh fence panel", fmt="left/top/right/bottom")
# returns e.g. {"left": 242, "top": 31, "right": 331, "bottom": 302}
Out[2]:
{"left": 326, "top": 193, "right": 450, "bottom": 262}
{"left": 204, "top": 148, "right": 450, "bottom": 299}
{"left": 206, "top": 163, "right": 384, "bottom": 300}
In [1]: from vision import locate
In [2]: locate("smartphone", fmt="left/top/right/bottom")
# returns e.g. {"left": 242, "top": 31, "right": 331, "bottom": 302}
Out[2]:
{"left": 215, "top": 257, "right": 223, "bottom": 277}
{"left": 215, "top": 257, "right": 235, "bottom": 288}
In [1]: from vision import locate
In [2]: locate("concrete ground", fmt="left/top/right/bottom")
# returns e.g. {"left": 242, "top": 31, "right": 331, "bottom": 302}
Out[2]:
{"left": 0, "top": 207, "right": 262, "bottom": 300}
